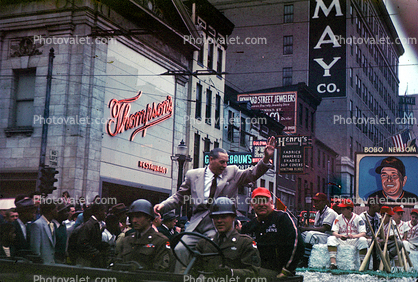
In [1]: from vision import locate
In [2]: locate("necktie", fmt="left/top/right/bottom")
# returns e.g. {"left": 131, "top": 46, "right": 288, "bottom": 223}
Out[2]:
{"left": 49, "top": 222, "right": 54, "bottom": 236}
{"left": 218, "top": 234, "right": 226, "bottom": 245}
{"left": 208, "top": 175, "right": 218, "bottom": 205}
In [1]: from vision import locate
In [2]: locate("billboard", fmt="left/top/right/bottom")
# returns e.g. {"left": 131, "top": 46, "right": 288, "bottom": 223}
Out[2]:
{"left": 355, "top": 153, "right": 418, "bottom": 206}
{"left": 237, "top": 92, "right": 297, "bottom": 133}
{"left": 309, "top": 0, "right": 346, "bottom": 97}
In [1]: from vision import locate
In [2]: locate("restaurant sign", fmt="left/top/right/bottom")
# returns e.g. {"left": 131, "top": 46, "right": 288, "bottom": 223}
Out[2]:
{"left": 106, "top": 91, "right": 173, "bottom": 141}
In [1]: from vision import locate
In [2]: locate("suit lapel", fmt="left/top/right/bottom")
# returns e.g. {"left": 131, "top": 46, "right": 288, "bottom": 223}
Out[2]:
{"left": 214, "top": 171, "right": 228, "bottom": 198}
{"left": 195, "top": 168, "right": 206, "bottom": 201}
{"left": 41, "top": 217, "right": 55, "bottom": 245}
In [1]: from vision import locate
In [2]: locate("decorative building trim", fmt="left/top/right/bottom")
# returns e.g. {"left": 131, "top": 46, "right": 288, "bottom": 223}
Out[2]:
{"left": 10, "top": 37, "right": 43, "bottom": 57}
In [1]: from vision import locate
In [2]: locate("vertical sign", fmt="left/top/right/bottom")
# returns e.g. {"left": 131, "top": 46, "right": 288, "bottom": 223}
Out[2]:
{"left": 277, "top": 136, "right": 311, "bottom": 174}
{"left": 252, "top": 140, "right": 268, "bottom": 163}
{"left": 309, "top": 0, "right": 346, "bottom": 97}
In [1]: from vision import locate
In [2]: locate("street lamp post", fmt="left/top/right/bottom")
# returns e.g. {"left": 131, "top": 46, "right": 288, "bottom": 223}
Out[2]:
{"left": 171, "top": 140, "right": 192, "bottom": 216}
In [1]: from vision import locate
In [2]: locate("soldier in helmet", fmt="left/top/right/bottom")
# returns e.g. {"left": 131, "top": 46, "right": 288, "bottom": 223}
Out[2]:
{"left": 116, "top": 199, "right": 172, "bottom": 271}
{"left": 194, "top": 197, "right": 261, "bottom": 277}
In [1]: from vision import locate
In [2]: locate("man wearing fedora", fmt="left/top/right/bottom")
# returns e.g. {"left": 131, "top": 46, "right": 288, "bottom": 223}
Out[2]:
{"left": 369, "top": 156, "right": 418, "bottom": 203}
{"left": 53, "top": 202, "right": 71, "bottom": 263}
{"left": 12, "top": 197, "right": 37, "bottom": 256}
{"left": 157, "top": 211, "right": 179, "bottom": 241}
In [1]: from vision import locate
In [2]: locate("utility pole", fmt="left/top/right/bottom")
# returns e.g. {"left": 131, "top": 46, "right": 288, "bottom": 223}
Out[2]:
{"left": 36, "top": 48, "right": 55, "bottom": 193}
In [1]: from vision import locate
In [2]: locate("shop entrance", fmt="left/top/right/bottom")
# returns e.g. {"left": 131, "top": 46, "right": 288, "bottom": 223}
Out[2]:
{"left": 102, "top": 181, "right": 170, "bottom": 207}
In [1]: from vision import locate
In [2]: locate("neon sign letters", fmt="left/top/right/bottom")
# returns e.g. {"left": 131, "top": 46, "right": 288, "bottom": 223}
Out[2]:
{"left": 107, "top": 91, "right": 173, "bottom": 141}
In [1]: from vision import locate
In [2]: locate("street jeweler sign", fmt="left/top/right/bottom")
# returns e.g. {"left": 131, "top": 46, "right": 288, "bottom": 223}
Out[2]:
{"left": 237, "top": 92, "right": 297, "bottom": 133}
{"left": 277, "top": 136, "right": 312, "bottom": 174}
{"left": 309, "top": 0, "right": 346, "bottom": 97}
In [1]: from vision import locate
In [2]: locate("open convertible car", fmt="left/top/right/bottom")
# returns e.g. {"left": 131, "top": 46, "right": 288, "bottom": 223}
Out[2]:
{"left": 0, "top": 232, "right": 303, "bottom": 282}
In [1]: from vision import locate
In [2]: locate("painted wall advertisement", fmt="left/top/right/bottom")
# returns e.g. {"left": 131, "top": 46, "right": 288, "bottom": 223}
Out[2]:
{"left": 237, "top": 92, "right": 297, "bottom": 133}
{"left": 355, "top": 153, "right": 418, "bottom": 205}
{"left": 309, "top": 0, "right": 346, "bottom": 97}
{"left": 277, "top": 136, "right": 311, "bottom": 174}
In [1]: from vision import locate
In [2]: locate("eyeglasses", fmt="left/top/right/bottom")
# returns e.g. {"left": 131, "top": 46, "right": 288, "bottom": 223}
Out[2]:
{"left": 381, "top": 174, "right": 399, "bottom": 180}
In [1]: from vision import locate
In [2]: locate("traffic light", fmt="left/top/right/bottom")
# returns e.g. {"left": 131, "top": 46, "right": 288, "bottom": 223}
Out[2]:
{"left": 39, "top": 166, "right": 58, "bottom": 196}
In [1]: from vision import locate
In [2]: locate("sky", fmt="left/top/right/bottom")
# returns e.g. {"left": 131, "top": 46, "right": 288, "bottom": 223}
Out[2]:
{"left": 386, "top": 0, "right": 418, "bottom": 95}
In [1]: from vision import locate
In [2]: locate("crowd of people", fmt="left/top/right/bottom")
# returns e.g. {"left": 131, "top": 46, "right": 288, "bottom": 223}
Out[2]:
{"left": 1, "top": 138, "right": 417, "bottom": 279}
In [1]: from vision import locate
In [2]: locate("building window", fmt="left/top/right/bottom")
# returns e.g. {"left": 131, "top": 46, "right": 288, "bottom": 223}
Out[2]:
{"left": 284, "top": 4, "right": 294, "bottom": 23}
{"left": 298, "top": 103, "right": 303, "bottom": 126}
{"left": 205, "top": 89, "right": 212, "bottom": 124}
{"left": 311, "top": 111, "right": 314, "bottom": 133}
{"left": 217, "top": 48, "right": 223, "bottom": 74}
{"left": 260, "top": 179, "right": 266, "bottom": 188}
{"left": 283, "top": 67, "right": 292, "bottom": 86}
{"left": 204, "top": 137, "right": 211, "bottom": 152}
{"left": 283, "top": 36, "right": 293, "bottom": 55}
{"left": 195, "top": 84, "right": 202, "bottom": 119}
{"left": 214, "top": 141, "right": 219, "bottom": 148}
{"left": 317, "top": 149, "right": 321, "bottom": 166}
{"left": 215, "top": 94, "right": 221, "bottom": 129}
{"left": 240, "top": 117, "right": 246, "bottom": 147}
{"left": 227, "top": 110, "right": 234, "bottom": 141}
{"left": 349, "top": 100, "right": 353, "bottom": 118}
{"left": 350, "top": 136, "right": 353, "bottom": 159}
{"left": 305, "top": 108, "right": 309, "bottom": 130}
{"left": 208, "top": 42, "right": 214, "bottom": 70}
{"left": 13, "top": 69, "right": 36, "bottom": 127}
{"left": 349, "top": 68, "right": 353, "bottom": 87}
{"left": 193, "top": 133, "right": 200, "bottom": 169}
{"left": 197, "top": 44, "right": 204, "bottom": 65}
{"left": 269, "top": 181, "right": 274, "bottom": 193}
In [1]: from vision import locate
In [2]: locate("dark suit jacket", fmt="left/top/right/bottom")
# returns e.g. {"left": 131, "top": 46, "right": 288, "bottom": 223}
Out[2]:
{"left": 157, "top": 224, "right": 178, "bottom": 241}
{"left": 77, "top": 216, "right": 108, "bottom": 267}
{"left": 12, "top": 219, "right": 31, "bottom": 256}
{"left": 161, "top": 160, "right": 271, "bottom": 232}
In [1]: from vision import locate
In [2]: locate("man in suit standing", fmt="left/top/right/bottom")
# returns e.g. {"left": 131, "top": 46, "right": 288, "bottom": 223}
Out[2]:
{"left": 154, "top": 136, "right": 276, "bottom": 273}
{"left": 12, "top": 197, "right": 37, "bottom": 257}
{"left": 76, "top": 203, "right": 108, "bottom": 268}
{"left": 30, "top": 202, "right": 58, "bottom": 264}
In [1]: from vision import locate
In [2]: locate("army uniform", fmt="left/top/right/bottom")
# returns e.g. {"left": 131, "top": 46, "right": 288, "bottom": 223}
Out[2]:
{"left": 117, "top": 227, "right": 172, "bottom": 271}
{"left": 195, "top": 229, "right": 260, "bottom": 277}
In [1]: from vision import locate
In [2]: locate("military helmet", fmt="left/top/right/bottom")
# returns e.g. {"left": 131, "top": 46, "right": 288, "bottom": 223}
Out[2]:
{"left": 210, "top": 197, "right": 236, "bottom": 217}
{"left": 128, "top": 199, "right": 155, "bottom": 219}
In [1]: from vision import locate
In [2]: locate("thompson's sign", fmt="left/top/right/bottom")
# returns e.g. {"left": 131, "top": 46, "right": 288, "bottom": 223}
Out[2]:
{"left": 237, "top": 92, "right": 297, "bottom": 133}
{"left": 309, "top": 0, "right": 346, "bottom": 97}
{"left": 106, "top": 91, "right": 173, "bottom": 141}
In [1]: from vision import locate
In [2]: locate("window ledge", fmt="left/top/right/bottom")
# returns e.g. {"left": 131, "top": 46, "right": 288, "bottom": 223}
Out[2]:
{"left": 4, "top": 126, "right": 34, "bottom": 137}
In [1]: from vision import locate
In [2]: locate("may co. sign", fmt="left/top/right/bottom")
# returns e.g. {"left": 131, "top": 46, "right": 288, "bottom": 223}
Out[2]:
{"left": 106, "top": 91, "right": 173, "bottom": 141}
{"left": 309, "top": 0, "right": 346, "bottom": 97}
